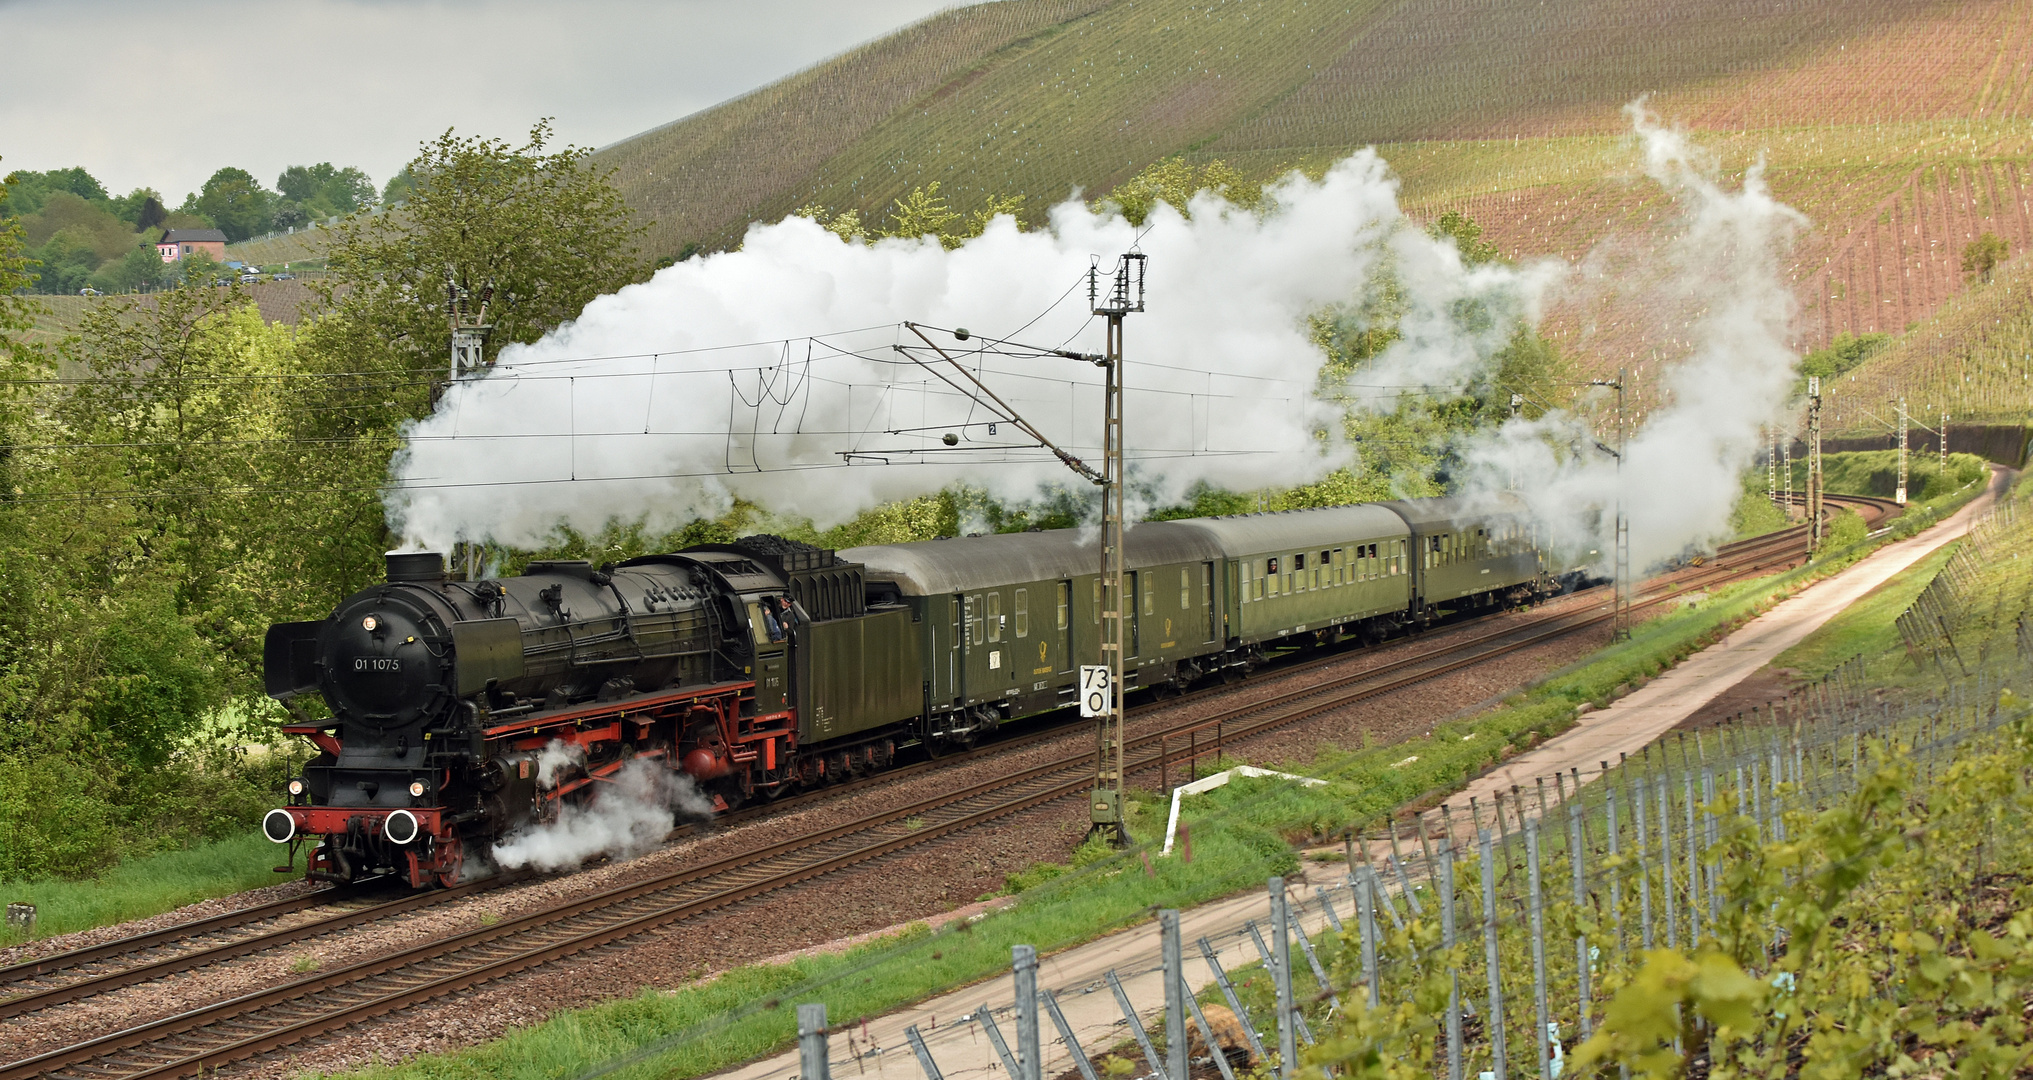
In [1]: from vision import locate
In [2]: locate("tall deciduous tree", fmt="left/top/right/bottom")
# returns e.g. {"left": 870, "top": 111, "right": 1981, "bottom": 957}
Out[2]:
{"left": 318, "top": 120, "right": 645, "bottom": 376}
{"left": 191, "top": 167, "right": 275, "bottom": 242}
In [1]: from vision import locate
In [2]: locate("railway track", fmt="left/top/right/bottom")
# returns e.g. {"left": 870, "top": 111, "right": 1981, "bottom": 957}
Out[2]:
{"left": 0, "top": 501, "right": 1891, "bottom": 1079}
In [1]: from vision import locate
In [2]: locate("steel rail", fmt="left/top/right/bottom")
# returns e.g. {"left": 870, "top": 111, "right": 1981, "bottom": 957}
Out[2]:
{"left": 0, "top": 504, "right": 1886, "bottom": 1065}
{"left": 0, "top": 879, "right": 514, "bottom": 1019}
{"left": 0, "top": 498, "right": 1870, "bottom": 1033}
{"left": 0, "top": 508, "right": 1868, "bottom": 1080}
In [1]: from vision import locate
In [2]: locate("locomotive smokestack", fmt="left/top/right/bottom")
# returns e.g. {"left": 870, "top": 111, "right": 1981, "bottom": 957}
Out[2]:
{"left": 385, "top": 551, "right": 447, "bottom": 583}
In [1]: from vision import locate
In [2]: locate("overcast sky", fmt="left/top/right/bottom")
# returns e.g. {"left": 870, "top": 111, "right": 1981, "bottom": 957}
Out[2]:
{"left": 0, "top": 0, "right": 959, "bottom": 203}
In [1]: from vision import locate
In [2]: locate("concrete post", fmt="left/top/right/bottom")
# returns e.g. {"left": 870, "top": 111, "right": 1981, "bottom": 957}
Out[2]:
{"left": 1162, "top": 911, "right": 1186, "bottom": 1080}
{"left": 798, "top": 1003, "right": 830, "bottom": 1080}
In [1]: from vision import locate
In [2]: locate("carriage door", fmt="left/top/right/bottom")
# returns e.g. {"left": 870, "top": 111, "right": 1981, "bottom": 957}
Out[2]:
{"left": 1203, "top": 562, "right": 1216, "bottom": 642}
{"left": 1056, "top": 580, "right": 1073, "bottom": 673}
{"left": 952, "top": 594, "right": 967, "bottom": 705}
{"left": 1125, "top": 571, "right": 1140, "bottom": 657}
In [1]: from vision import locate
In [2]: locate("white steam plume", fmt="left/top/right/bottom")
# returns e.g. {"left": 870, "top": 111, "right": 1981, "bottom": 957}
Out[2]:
{"left": 491, "top": 757, "right": 714, "bottom": 873}
{"left": 386, "top": 153, "right": 1556, "bottom": 549}
{"left": 1454, "top": 103, "right": 1809, "bottom": 570}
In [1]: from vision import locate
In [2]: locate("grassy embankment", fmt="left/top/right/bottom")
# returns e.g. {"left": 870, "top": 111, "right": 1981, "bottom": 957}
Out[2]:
{"left": 1, "top": 453, "right": 1984, "bottom": 955}
{"left": 311, "top": 464, "right": 1996, "bottom": 1080}
{"left": 0, "top": 833, "right": 285, "bottom": 947}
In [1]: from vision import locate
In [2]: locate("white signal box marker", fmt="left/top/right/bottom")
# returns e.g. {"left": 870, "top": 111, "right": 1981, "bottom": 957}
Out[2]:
{"left": 1079, "top": 665, "right": 1113, "bottom": 718}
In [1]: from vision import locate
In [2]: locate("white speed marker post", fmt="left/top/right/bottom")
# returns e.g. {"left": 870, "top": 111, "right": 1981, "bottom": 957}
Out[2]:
{"left": 1079, "top": 665, "right": 1114, "bottom": 719}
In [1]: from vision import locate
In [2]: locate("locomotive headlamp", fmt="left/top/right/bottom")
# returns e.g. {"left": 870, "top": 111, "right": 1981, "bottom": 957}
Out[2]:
{"left": 408, "top": 780, "right": 427, "bottom": 798}
{"left": 361, "top": 615, "right": 379, "bottom": 631}
{"left": 287, "top": 778, "right": 305, "bottom": 796}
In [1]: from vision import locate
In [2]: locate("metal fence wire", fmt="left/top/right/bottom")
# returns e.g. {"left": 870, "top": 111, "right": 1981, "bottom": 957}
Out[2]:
{"left": 633, "top": 499, "right": 2033, "bottom": 1080}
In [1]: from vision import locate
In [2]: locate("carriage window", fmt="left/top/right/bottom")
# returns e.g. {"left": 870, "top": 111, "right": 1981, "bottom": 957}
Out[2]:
{"left": 1180, "top": 567, "right": 1192, "bottom": 609}
{"left": 1014, "top": 588, "right": 1029, "bottom": 638}
{"left": 1143, "top": 574, "right": 1154, "bottom": 615}
{"left": 1057, "top": 583, "right": 1071, "bottom": 630}
{"left": 967, "top": 595, "right": 983, "bottom": 645}
{"left": 988, "top": 591, "right": 1003, "bottom": 642}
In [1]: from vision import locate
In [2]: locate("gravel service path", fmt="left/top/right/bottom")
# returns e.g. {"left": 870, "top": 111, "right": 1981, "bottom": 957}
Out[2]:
{"left": 4, "top": 508, "right": 1885, "bottom": 1079}
{"left": 712, "top": 483, "right": 1994, "bottom": 1080}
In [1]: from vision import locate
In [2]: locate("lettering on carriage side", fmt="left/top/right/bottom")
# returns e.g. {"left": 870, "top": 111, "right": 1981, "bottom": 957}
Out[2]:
{"left": 353, "top": 658, "right": 402, "bottom": 672}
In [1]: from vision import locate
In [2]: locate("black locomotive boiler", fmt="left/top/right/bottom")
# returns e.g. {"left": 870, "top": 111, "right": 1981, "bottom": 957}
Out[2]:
{"left": 263, "top": 499, "right": 1556, "bottom": 888}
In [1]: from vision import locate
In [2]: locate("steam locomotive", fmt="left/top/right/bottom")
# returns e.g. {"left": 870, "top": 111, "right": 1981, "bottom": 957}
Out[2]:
{"left": 263, "top": 497, "right": 1557, "bottom": 887}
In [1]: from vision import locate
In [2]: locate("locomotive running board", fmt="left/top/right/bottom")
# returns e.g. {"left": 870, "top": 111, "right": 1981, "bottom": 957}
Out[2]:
{"left": 481, "top": 679, "right": 757, "bottom": 740}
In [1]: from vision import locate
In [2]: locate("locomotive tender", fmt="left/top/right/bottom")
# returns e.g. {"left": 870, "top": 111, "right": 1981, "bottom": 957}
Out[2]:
{"left": 263, "top": 496, "right": 1552, "bottom": 887}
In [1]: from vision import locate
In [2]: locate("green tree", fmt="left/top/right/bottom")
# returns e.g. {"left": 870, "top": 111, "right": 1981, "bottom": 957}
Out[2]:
{"left": 317, "top": 120, "right": 646, "bottom": 374}
{"left": 1961, "top": 231, "right": 2008, "bottom": 283}
{"left": 800, "top": 187, "right": 1023, "bottom": 248}
{"left": 1099, "top": 157, "right": 1269, "bottom": 226}
{"left": 90, "top": 240, "right": 168, "bottom": 293}
{"left": 1798, "top": 331, "right": 1889, "bottom": 389}
{"left": 109, "top": 188, "right": 167, "bottom": 229}
{"left": 0, "top": 166, "right": 110, "bottom": 216}
{"left": 30, "top": 229, "right": 100, "bottom": 294}
{"left": 380, "top": 166, "right": 414, "bottom": 206}
{"left": 276, "top": 163, "right": 377, "bottom": 218}
{"left": 1429, "top": 208, "right": 1501, "bottom": 266}
{"left": 884, "top": 182, "right": 962, "bottom": 245}
{"left": 191, "top": 167, "right": 274, "bottom": 241}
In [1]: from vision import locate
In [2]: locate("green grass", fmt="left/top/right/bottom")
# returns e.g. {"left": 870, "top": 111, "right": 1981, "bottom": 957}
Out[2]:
{"left": 1829, "top": 250, "right": 2033, "bottom": 428}
{"left": 307, "top": 468, "right": 2002, "bottom": 1080}
{"left": 313, "top": 492, "right": 1973, "bottom": 1080}
{"left": 1792, "top": 450, "right": 1990, "bottom": 502}
{"left": 0, "top": 831, "right": 288, "bottom": 947}
{"left": 1772, "top": 542, "right": 1959, "bottom": 679}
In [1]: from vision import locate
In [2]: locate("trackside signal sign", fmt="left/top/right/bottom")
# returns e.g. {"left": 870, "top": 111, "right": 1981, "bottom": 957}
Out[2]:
{"left": 1079, "top": 665, "right": 1113, "bottom": 718}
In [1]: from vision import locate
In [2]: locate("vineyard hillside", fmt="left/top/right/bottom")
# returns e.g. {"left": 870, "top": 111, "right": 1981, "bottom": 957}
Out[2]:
{"left": 597, "top": 0, "right": 2033, "bottom": 383}
{"left": 1823, "top": 249, "right": 2033, "bottom": 434}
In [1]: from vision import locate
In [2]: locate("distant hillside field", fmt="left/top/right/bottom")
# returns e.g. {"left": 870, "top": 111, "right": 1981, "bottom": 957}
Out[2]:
{"left": 227, "top": 229, "right": 327, "bottom": 267}
{"left": 21, "top": 280, "right": 326, "bottom": 350}
{"left": 596, "top": 0, "right": 2033, "bottom": 374}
